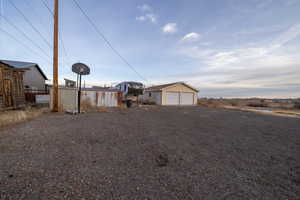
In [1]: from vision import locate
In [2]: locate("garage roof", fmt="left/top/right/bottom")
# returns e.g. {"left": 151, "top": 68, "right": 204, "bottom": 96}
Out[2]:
{"left": 145, "top": 82, "right": 199, "bottom": 92}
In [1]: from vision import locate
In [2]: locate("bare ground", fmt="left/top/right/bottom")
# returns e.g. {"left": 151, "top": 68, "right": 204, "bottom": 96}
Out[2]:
{"left": 0, "top": 106, "right": 299, "bottom": 200}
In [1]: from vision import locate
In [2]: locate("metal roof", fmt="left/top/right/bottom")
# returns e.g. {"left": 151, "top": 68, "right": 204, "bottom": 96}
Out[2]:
{"left": 0, "top": 60, "right": 48, "bottom": 80}
{"left": 145, "top": 82, "right": 199, "bottom": 92}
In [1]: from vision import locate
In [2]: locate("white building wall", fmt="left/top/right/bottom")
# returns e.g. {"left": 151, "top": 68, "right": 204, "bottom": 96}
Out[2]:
{"left": 23, "top": 66, "right": 46, "bottom": 91}
{"left": 51, "top": 88, "right": 120, "bottom": 111}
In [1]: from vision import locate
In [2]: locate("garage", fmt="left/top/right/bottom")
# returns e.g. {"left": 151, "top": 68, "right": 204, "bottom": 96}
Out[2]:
{"left": 180, "top": 92, "right": 194, "bottom": 105}
{"left": 166, "top": 92, "right": 180, "bottom": 105}
{"left": 141, "top": 82, "right": 198, "bottom": 106}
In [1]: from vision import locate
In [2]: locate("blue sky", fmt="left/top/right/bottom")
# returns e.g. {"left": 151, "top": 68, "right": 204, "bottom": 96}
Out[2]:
{"left": 1, "top": 0, "right": 300, "bottom": 98}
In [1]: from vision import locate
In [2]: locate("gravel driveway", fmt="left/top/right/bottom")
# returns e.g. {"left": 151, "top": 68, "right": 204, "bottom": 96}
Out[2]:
{"left": 0, "top": 106, "right": 299, "bottom": 199}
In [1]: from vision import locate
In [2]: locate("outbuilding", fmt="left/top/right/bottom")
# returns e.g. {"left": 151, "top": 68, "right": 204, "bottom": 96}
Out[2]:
{"left": 141, "top": 82, "right": 198, "bottom": 105}
{"left": 0, "top": 60, "right": 48, "bottom": 91}
{"left": 0, "top": 61, "right": 27, "bottom": 109}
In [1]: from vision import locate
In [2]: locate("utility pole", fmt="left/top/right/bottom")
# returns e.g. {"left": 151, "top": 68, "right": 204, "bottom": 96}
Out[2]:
{"left": 52, "top": 0, "right": 59, "bottom": 112}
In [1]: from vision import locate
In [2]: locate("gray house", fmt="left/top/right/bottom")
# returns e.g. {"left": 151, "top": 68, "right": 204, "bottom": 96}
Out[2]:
{"left": 0, "top": 60, "right": 48, "bottom": 91}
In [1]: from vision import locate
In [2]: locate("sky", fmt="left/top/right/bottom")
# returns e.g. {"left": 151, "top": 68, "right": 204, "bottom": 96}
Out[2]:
{"left": 0, "top": 0, "right": 300, "bottom": 98}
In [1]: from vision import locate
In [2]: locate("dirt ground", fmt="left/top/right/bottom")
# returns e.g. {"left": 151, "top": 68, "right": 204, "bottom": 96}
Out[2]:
{"left": 0, "top": 106, "right": 299, "bottom": 199}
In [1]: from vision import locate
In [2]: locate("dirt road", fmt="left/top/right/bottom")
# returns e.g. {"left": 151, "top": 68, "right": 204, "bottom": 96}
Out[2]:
{"left": 0, "top": 106, "right": 299, "bottom": 199}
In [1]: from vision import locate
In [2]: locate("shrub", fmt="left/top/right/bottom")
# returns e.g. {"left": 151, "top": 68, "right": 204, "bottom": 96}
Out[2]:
{"left": 142, "top": 100, "right": 156, "bottom": 105}
{"left": 247, "top": 102, "right": 268, "bottom": 107}
{"left": 294, "top": 101, "right": 300, "bottom": 109}
{"left": 198, "top": 99, "right": 222, "bottom": 108}
{"left": 229, "top": 101, "right": 238, "bottom": 106}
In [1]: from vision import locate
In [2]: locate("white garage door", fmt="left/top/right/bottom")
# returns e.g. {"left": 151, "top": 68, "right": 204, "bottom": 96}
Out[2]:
{"left": 165, "top": 92, "right": 179, "bottom": 105}
{"left": 180, "top": 92, "right": 194, "bottom": 105}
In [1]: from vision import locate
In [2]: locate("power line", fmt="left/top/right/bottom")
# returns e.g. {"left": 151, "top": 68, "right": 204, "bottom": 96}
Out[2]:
{"left": 39, "top": 0, "right": 72, "bottom": 69}
{"left": 0, "top": 27, "right": 52, "bottom": 64}
{"left": 9, "top": 0, "right": 52, "bottom": 49}
{"left": 71, "top": 0, "right": 149, "bottom": 83}
{"left": 23, "top": 0, "right": 52, "bottom": 39}
{"left": 40, "top": 0, "right": 53, "bottom": 14}
{"left": 0, "top": 14, "right": 51, "bottom": 59}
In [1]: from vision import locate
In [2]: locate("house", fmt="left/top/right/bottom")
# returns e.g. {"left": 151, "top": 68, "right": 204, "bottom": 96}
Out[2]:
{"left": 0, "top": 61, "right": 27, "bottom": 109}
{"left": 0, "top": 60, "right": 48, "bottom": 91}
{"left": 140, "top": 82, "right": 199, "bottom": 105}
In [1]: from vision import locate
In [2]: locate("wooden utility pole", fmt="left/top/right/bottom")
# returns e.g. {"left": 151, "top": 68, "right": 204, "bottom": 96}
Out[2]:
{"left": 52, "top": 0, "right": 59, "bottom": 112}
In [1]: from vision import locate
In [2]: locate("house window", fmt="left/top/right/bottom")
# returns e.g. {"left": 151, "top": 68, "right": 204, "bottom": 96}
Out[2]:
{"left": 149, "top": 92, "right": 152, "bottom": 97}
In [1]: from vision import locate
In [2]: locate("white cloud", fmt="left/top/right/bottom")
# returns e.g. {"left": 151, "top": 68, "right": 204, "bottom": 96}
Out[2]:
{"left": 136, "top": 14, "right": 157, "bottom": 24}
{"left": 162, "top": 23, "right": 178, "bottom": 34}
{"left": 136, "top": 16, "right": 146, "bottom": 21}
{"left": 272, "top": 23, "right": 300, "bottom": 48}
{"left": 146, "top": 14, "right": 157, "bottom": 23}
{"left": 136, "top": 4, "right": 157, "bottom": 24}
{"left": 177, "top": 24, "right": 300, "bottom": 69}
{"left": 169, "top": 24, "right": 300, "bottom": 97}
{"left": 181, "top": 32, "right": 200, "bottom": 42}
{"left": 138, "top": 4, "right": 152, "bottom": 12}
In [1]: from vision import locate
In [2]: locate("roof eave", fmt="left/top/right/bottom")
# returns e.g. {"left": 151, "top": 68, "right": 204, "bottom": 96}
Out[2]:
{"left": 34, "top": 64, "right": 48, "bottom": 80}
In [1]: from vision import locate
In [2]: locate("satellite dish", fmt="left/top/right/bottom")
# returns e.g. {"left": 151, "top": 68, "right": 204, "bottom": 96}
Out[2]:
{"left": 72, "top": 63, "right": 90, "bottom": 75}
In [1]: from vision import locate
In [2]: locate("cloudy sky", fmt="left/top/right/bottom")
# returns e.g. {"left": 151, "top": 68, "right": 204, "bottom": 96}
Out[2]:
{"left": 1, "top": 0, "right": 300, "bottom": 98}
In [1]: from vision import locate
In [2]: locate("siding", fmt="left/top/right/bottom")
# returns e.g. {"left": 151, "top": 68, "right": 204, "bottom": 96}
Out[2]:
{"left": 50, "top": 88, "right": 78, "bottom": 111}
{"left": 162, "top": 84, "right": 198, "bottom": 105}
{"left": 0, "top": 96, "right": 4, "bottom": 109}
{"left": 0, "top": 64, "right": 26, "bottom": 109}
{"left": 23, "top": 66, "right": 46, "bottom": 90}
{"left": 50, "top": 88, "right": 121, "bottom": 111}
{"left": 81, "top": 91, "right": 120, "bottom": 107}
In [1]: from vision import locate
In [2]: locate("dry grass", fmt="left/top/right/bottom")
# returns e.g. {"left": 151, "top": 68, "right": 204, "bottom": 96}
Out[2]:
{"left": 222, "top": 105, "right": 300, "bottom": 118}
{"left": 198, "top": 98, "right": 300, "bottom": 118}
{"left": 0, "top": 107, "right": 49, "bottom": 128}
{"left": 198, "top": 99, "right": 224, "bottom": 108}
{"left": 272, "top": 110, "right": 300, "bottom": 116}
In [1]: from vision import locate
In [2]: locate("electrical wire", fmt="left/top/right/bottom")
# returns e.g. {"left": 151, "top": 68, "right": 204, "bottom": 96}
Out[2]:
{"left": 71, "top": 0, "right": 149, "bottom": 83}
{"left": 40, "top": 0, "right": 53, "bottom": 14}
{"left": 8, "top": 0, "right": 52, "bottom": 49}
{"left": 0, "top": 14, "right": 51, "bottom": 59}
{"left": 0, "top": 27, "right": 52, "bottom": 64}
{"left": 39, "top": 0, "right": 73, "bottom": 75}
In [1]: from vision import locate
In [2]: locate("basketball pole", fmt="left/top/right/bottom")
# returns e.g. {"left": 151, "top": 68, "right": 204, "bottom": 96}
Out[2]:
{"left": 52, "top": 0, "right": 59, "bottom": 112}
{"left": 78, "top": 74, "right": 82, "bottom": 114}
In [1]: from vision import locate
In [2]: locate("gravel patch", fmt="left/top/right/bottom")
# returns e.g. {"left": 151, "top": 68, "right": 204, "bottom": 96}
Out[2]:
{"left": 0, "top": 106, "right": 299, "bottom": 199}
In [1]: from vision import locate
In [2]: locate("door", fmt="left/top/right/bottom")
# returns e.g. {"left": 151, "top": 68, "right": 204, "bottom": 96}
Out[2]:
{"left": 4, "top": 79, "right": 13, "bottom": 107}
{"left": 165, "top": 92, "right": 179, "bottom": 105}
{"left": 180, "top": 92, "right": 194, "bottom": 105}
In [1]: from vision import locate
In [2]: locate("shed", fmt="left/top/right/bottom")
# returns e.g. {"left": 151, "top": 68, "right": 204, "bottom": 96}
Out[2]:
{"left": 0, "top": 60, "right": 48, "bottom": 91}
{"left": 140, "top": 82, "right": 199, "bottom": 105}
{"left": 0, "top": 61, "right": 27, "bottom": 109}
{"left": 50, "top": 88, "right": 122, "bottom": 112}
{"left": 81, "top": 88, "right": 122, "bottom": 108}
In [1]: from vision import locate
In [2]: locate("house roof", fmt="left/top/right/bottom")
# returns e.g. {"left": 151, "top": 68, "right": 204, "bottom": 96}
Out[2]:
{"left": 0, "top": 60, "right": 48, "bottom": 80}
{"left": 145, "top": 82, "right": 199, "bottom": 92}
